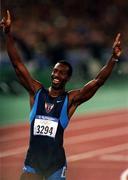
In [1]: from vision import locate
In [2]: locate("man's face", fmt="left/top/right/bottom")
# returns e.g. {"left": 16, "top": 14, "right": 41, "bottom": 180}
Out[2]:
{"left": 51, "top": 63, "right": 70, "bottom": 90}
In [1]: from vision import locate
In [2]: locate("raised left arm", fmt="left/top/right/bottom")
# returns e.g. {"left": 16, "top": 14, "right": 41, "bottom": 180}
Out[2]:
{"left": 69, "top": 33, "right": 122, "bottom": 107}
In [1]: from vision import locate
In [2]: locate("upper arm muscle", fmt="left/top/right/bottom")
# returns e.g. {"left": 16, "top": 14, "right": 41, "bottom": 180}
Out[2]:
{"left": 69, "top": 79, "right": 102, "bottom": 106}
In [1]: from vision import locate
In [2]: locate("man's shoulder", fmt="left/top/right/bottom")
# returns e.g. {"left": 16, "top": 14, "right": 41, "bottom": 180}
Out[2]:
{"left": 67, "top": 89, "right": 80, "bottom": 101}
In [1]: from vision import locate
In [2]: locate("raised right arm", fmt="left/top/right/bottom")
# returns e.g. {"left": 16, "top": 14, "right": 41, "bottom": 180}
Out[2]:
{"left": 0, "top": 10, "right": 42, "bottom": 96}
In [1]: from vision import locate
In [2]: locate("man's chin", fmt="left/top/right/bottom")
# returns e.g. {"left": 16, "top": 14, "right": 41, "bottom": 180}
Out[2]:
{"left": 51, "top": 83, "right": 61, "bottom": 90}
{"left": 51, "top": 82, "right": 64, "bottom": 90}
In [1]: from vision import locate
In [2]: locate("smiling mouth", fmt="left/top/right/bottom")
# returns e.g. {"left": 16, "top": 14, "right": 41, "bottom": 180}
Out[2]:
{"left": 52, "top": 78, "right": 60, "bottom": 84}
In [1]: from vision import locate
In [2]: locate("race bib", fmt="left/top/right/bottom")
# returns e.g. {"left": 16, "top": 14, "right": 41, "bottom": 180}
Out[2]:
{"left": 34, "top": 116, "right": 58, "bottom": 138}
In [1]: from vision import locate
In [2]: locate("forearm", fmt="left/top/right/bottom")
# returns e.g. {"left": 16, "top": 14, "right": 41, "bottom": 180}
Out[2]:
{"left": 95, "top": 55, "right": 118, "bottom": 83}
{"left": 6, "top": 32, "right": 22, "bottom": 66}
{"left": 5, "top": 32, "right": 35, "bottom": 92}
{"left": 6, "top": 33, "right": 28, "bottom": 82}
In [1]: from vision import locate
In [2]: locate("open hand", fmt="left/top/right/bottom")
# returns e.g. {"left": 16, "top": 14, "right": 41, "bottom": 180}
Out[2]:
{"left": 0, "top": 10, "right": 11, "bottom": 33}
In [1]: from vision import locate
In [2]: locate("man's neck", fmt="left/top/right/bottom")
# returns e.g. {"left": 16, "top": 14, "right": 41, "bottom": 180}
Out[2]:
{"left": 48, "top": 87, "right": 65, "bottom": 97}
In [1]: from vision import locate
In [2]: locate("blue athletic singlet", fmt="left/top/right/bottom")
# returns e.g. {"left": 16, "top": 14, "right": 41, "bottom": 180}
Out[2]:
{"left": 24, "top": 87, "right": 69, "bottom": 177}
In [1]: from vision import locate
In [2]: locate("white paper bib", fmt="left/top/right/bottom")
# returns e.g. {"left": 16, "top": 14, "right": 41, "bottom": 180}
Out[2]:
{"left": 34, "top": 116, "right": 58, "bottom": 138}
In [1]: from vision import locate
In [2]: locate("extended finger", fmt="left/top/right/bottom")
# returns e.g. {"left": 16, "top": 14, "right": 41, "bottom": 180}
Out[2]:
{"left": 115, "top": 33, "right": 121, "bottom": 42}
{"left": 7, "top": 10, "right": 11, "bottom": 19}
{"left": 113, "top": 33, "right": 121, "bottom": 48}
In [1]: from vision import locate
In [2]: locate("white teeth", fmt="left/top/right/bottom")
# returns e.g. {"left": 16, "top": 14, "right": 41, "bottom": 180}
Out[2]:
{"left": 53, "top": 79, "right": 60, "bottom": 83}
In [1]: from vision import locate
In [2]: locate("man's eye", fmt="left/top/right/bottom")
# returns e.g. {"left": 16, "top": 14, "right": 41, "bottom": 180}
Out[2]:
{"left": 53, "top": 70, "right": 57, "bottom": 73}
{"left": 62, "top": 72, "right": 67, "bottom": 76}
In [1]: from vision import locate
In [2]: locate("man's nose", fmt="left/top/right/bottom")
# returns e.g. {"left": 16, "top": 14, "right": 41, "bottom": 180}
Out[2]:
{"left": 54, "top": 71, "right": 59, "bottom": 77}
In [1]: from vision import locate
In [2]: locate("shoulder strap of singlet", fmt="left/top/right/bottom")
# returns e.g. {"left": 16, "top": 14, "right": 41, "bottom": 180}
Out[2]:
{"left": 59, "top": 95, "right": 69, "bottom": 129}
{"left": 29, "top": 88, "right": 42, "bottom": 123}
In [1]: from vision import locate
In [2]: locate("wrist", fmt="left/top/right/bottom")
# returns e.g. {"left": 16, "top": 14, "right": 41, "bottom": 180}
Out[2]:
{"left": 111, "top": 55, "right": 119, "bottom": 62}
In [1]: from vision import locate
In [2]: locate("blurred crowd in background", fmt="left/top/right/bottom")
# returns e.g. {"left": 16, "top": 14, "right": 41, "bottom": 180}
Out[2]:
{"left": 0, "top": 0, "right": 128, "bottom": 94}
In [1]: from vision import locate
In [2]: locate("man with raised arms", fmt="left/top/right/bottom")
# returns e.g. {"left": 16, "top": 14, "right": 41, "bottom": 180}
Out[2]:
{"left": 0, "top": 10, "right": 122, "bottom": 180}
